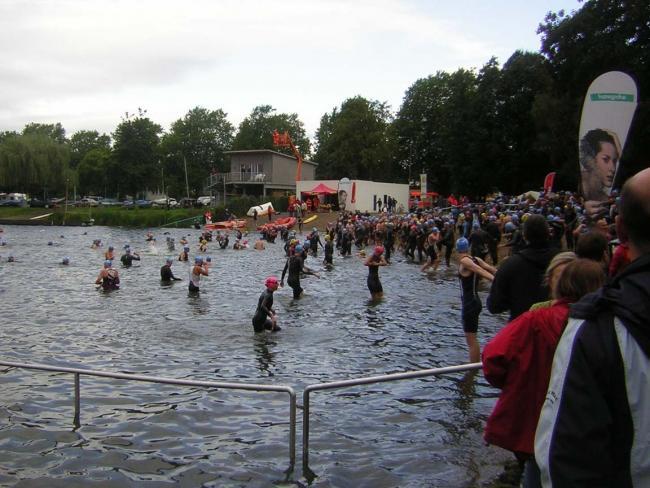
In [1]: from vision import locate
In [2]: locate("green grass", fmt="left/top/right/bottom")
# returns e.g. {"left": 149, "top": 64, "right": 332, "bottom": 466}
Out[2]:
{"left": 0, "top": 206, "right": 207, "bottom": 228}
{"left": 0, "top": 194, "right": 290, "bottom": 228}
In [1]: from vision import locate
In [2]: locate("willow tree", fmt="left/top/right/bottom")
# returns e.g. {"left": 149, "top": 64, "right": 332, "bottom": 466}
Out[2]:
{"left": 0, "top": 133, "right": 70, "bottom": 197}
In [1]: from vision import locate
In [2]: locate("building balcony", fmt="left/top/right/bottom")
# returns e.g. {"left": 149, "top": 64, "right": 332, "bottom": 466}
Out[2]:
{"left": 206, "top": 172, "right": 268, "bottom": 187}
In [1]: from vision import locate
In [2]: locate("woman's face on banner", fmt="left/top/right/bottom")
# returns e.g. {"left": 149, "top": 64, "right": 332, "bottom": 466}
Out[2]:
{"left": 594, "top": 141, "right": 618, "bottom": 188}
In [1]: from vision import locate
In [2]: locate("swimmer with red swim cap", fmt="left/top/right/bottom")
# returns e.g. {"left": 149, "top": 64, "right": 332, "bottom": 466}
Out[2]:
{"left": 364, "top": 245, "right": 388, "bottom": 300}
{"left": 252, "top": 276, "right": 280, "bottom": 332}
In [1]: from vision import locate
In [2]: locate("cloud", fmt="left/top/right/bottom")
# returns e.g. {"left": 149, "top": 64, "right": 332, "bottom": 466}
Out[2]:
{"left": 0, "top": 0, "right": 554, "bottom": 137}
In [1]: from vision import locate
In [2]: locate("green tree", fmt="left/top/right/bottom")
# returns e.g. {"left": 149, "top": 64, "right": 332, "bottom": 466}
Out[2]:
{"left": 77, "top": 147, "right": 112, "bottom": 196}
{"left": 69, "top": 130, "right": 111, "bottom": 169}
{"left": 111, "top": 110, "right": 162, "bottom": 198}
{"left": 0, "top": 134, "right": 70, "bottom": 196}
{"left": 233, "top": 105, "right": 311, "bottom": 157}
{"left": 394, "top": 69, "right": 479, "bottom": 194}
{"left": 22, "top": 122, "right": 67, "bottom": 145}
{"left": 495, "top": 51, "right": 554, "bottom": 193}
{"left": 160, "top": 106, "right": 234, "bottom": 197}
{"left": 314, "top": 96, "right": 394, "bottom": 181}
{"left": 537, "top": 0, "right": 650, "bottom": 185}
{"left": 0, "top": 131, "right": 19, "bottom": 144}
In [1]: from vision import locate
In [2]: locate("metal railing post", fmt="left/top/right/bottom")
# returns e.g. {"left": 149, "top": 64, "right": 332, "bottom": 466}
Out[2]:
{"left": 302, "top": 386, "right": 312, "bottom": 470}
{"left": 288, "top": 389, "right": 296, "bottom": 468}
{"left": 0, "top": 360, "right": 296, "bottom": 467}
{"left": 73, "top": 373, "right": 80, "bottom": 428}
{"left": 301, "top": 363, "right": 482, "bottom": 471}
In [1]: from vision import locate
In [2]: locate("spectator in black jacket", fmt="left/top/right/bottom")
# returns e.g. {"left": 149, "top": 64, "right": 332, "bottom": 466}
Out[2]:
{"left": 487, "top": 214, "right": 558, "bottom": 321}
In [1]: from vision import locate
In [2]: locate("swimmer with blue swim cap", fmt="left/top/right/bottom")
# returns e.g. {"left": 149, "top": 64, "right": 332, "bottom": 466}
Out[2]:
{"left": 456, "top": 236, "right": 496, "bottom": 363}
{"left": 160, "top": 257, "right": 182, "bottom": 282}
{"left": 96, "top": 260, "right": 120, "bottom": 290}
{"left": 188, "top": 254, "right": 209, "bottom": 292}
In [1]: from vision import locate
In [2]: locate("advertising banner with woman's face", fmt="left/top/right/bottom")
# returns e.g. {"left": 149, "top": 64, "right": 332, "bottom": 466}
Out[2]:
{"left": 338, "top": 178, "right": 352, "bottom": 212}
{"left": 578, "top": 71, "right": 637, "bottom": 218}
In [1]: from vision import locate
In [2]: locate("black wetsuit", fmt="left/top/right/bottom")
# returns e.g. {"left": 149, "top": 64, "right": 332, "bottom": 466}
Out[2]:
{"left": 219, "top": 236, "right": 229, "bottom": 249}
{"left": 100, "top": 270, "right": 120, "bottom": 291}
{"left": 470, "top": 228, "right": 489, "bottom": 261}
{"left": 120, "top": 253, "right": 140, "bottom": 267}
{"left": 459, "top": 257, "right": 481, "bottom": 333}
{"left": 340, "top": 231, "right": 352, "bottom": 256}
{"left": 366, "top": 255, "right": 383, "bottom": 294}
{"left": 282, "top": 255, "right": 304, "bottom": 299}
{"left": 485, "top": 221, "right": 501, "bottom": 265}
{"left": 160, "top": 264, "right": 181, "bottom": 282}
{"left": 252, "top": 289, "right": 274, "bottom": 332}
{"left": 324, "top": 241, "right": 334, "bottom": 265}
{"left": 310, "top": 233, "right": 323, "bottom": 257}
{"left": 383, "top": 228, "right": 394, "bottom": 262}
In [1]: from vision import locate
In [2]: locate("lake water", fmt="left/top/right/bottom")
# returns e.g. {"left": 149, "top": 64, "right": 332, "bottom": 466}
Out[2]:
{"left": 0, "top": 224, "right": 511, "bottom": 487}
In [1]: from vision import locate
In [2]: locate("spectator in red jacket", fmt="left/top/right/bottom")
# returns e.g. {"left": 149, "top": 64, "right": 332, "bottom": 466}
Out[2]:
{"left": 482, "top": 258, "right": 605, "bottom": 487}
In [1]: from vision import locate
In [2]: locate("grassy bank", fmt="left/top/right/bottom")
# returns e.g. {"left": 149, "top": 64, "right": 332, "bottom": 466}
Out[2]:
{"left": 0, "top": 207, "right": 208, "bottom": 228}
{"left": 0, "top": 195, "right": 292, "bottom": 228}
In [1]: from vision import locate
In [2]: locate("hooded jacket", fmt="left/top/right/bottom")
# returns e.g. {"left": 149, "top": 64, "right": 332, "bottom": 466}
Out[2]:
{"left": 483, "top": 300, "right": 571, "bottom": 455}
{"left": 487, "top": 245, "right": 558, "bottom": 320}
{"left": 535, "top": 254, "right": 650, "bottom": 487}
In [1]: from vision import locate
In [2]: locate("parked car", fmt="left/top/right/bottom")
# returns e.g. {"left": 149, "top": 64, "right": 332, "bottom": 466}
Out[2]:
{"left": 78, "top": 197, "right": 99, "bottom": 207}
{"left": 29, "top": 198, "right": 48, "bottom": 208}
{"left": 122, "top": 200, "right": 135, "bottom": 209}
{"left": 47, "top": 197, "right": 65, "bottom": 207}
{"left": 197, "top": 196, "right": 215, "bottom": 206}
{"left": 179, "top": 198, "right": 197, "bottom": 208}
{"left": 99, "top": 198, "right": 121, "bottom": 207}
{"left": 135, "top": 199, "right": 152, "bottom": 208}
{"left": 152, "top": 197, "right": 179, "bottom": 208}
{"left": 0, "top": 193, "right": 28, "bottom": 207}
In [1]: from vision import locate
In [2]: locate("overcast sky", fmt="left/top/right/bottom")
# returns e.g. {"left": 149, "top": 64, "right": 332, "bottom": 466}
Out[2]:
{"left": 0, "top": 0, "right": 580, "bottom": 142}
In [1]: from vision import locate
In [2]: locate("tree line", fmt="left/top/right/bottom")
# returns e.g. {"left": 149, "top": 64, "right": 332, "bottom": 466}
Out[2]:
{"left": 1, "top": 0, "right": 648, "bottom": 199}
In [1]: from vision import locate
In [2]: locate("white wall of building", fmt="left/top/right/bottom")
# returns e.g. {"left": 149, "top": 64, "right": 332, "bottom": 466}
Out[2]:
{"left": 296, "top": 179, "right": 408, "bottom": 213}
{"left": 353, "top": 180, "right": 409, "bottom": 213}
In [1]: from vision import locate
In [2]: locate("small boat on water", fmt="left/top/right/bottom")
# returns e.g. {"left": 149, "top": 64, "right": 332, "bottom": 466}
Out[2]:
{"left": 257, "top": 216, "right": 296, "bottom": 231}
{"left": 204, "top": 219, "right": 247, "bottom": 230}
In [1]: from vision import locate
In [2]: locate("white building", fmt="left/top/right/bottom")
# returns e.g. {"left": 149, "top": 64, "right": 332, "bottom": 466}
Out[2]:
{"left": 296, "top": 178, "right": 409, "bottom": 214}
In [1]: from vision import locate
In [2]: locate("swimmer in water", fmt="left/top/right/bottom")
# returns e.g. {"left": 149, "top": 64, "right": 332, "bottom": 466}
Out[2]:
{"left": 104, "top": 246, "right": 115, "bottom": 261}
{"left": 421, "top": 227, "right": 441, "bottom": 272}
{"left": 364, "top": 246, "right": 388, "bottom": 300}
{"left": 120, "top": 248, "right": 141, "bottom": 267}
{"left": 145, "top": 231, "right": 155, "bottom": 242}
{"left": 91, "top": 239, "right": 102, "bottom": 249}
{"left": 456, "top": 237, "right": 496, "bottom": 363}
{"left": 252, "top": 276, "right": 281, "bottom": 332}
{"left": 61, "top": 256, "right": 70, "bottom": 265}
{"left": 166, "top": 236, "right": 175, "bottom": 251}
{"left": 280, "top": 244, "right": 318, "bottom": 299}
{"left": 199, "top": 238, "right": 208, "bottom": 252}
{"left": 217, "top": 232, "right": 229, "bottom": 249}
{"left": 254, "top": 239, "right": 266, "bottom": 250}
{"left": 188, "top": 256, "right": 209, "bottom": 292}
{"left": 160, "top": 257, "right": 182, "bottom": 282}
{"left": 178, "top": 246, "right": 190, "bottom": 261}
{"left": 95, "top": 260, "right": 120, "bottom": 290}
{"left": 323, "top": 234, "right": 334, "bottom": 266}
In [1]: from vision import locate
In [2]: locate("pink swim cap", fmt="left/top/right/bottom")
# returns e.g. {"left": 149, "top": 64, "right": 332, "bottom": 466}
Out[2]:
{"left": 374, "top": 246, "right": 385, "bottom": 255}
{"left": 265, "top": 276, "right": 279, "bottom": 288}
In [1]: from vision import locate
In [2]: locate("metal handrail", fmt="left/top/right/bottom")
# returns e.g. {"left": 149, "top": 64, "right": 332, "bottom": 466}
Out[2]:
{"left": 0, "top": 359, "right": 297, "bottom": 468}
{"left": 302, "top": 362, "right": 483, "bottom": 470}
